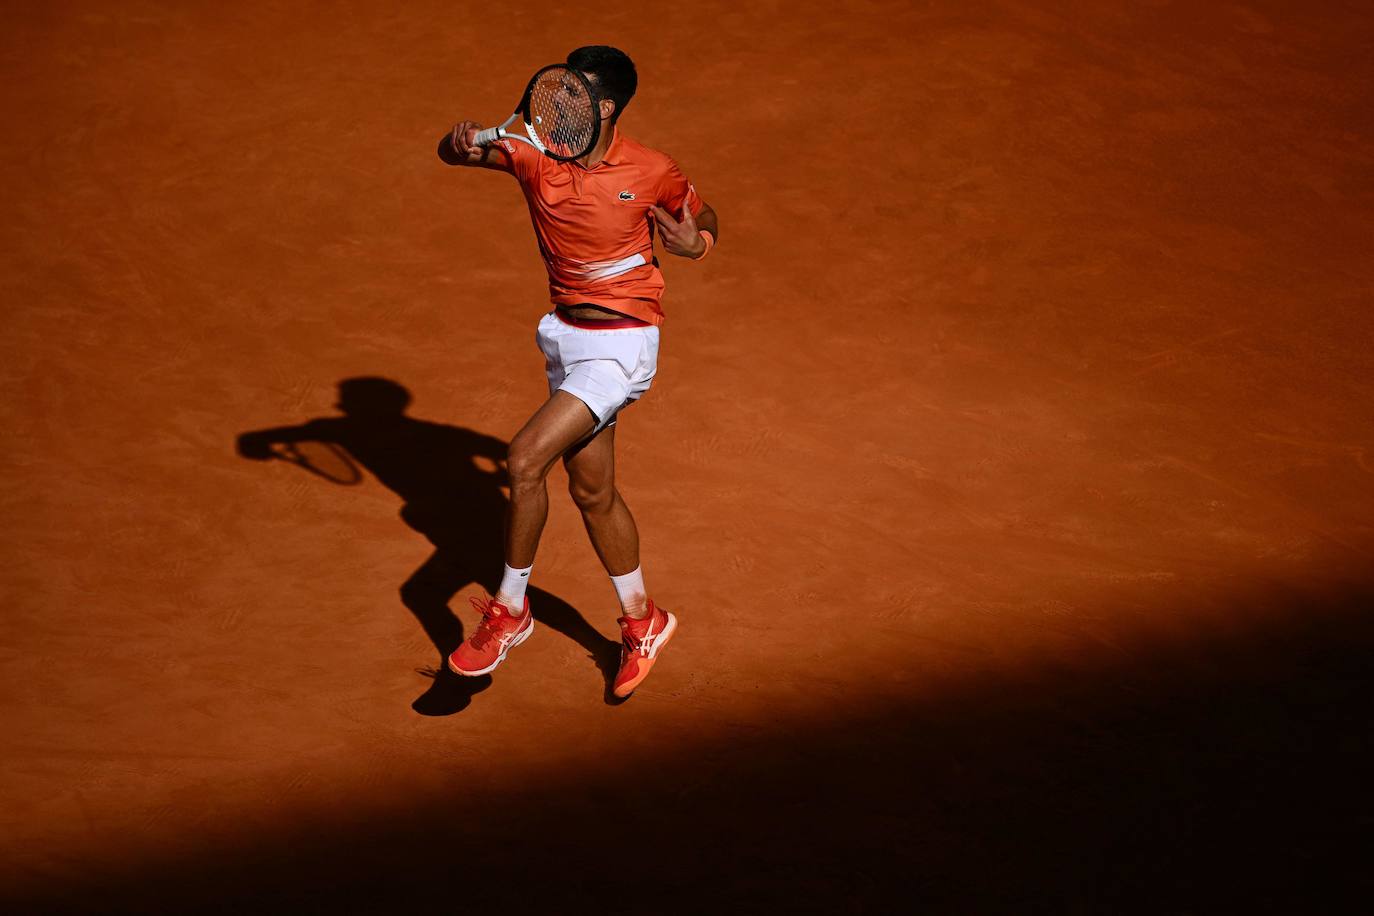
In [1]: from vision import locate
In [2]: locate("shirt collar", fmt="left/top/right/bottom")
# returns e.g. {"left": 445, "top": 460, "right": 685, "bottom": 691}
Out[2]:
{"left": 592, "top": 127, "right": 626, "bottom": 167}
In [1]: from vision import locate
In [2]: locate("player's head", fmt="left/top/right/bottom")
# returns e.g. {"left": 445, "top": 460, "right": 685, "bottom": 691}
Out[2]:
{"left": 567, "top": 45, "right": 637, "bottom": 126}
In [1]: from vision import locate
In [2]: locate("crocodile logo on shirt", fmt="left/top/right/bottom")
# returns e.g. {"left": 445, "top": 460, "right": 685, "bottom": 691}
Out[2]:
{"left": 618, "top": 190, "right": 635, "bottom": 201}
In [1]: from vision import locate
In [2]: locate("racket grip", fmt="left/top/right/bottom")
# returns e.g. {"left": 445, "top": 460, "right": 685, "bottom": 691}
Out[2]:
{"left": 472, "top": 126, "right": 502, "bottom": 147}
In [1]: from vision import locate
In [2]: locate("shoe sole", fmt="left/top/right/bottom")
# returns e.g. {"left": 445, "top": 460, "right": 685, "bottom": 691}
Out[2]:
{"left": 613, "top": 612, "right": 677, "bottom": 698}
{"left": 448, "top": 618, "right": 535, "bottom": 677}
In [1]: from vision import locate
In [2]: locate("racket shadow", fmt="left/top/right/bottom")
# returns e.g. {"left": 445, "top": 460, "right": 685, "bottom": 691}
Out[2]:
{"left": 236, "top": 376, "right": 619, "bottom": 713}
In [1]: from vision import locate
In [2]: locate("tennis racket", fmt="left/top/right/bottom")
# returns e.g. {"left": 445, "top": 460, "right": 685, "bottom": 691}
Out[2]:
{"left": 472, "top": 64, "right": 601, "bottom": 161}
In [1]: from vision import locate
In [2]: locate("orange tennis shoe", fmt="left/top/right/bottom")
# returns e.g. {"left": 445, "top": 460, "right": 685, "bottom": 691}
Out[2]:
{"left": 612, "top": 600, "right": 678, "bottom": 697}
{"left": 448, "top": 596, "right": 534, "bottom": 676}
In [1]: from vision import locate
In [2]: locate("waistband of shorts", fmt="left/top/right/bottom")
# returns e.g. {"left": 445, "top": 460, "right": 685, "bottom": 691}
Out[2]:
{"left": 553, "top": 306, "right": 652, "bottom": 330}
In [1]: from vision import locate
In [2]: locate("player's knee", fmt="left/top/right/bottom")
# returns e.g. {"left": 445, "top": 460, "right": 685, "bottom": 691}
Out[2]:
{"left": 511, "top": 439, "right": 557, "bottom": 494}
{"left": 506, "top": 443, "right": 546, "bottom": 490}
{"left": 568, "top": 476, "right": 613, "bottom": 514}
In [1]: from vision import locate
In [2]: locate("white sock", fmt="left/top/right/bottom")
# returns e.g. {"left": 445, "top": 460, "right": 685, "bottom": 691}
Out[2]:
{"left": 496, "top": 563, "right": 533, "bottom": 615}
{"left": 610, "top": 566, "right": 648, "bottom": 619}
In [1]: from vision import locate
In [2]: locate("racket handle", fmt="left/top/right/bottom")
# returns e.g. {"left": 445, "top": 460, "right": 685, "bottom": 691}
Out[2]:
{"left": 472, "top": 126, "right": 503, "bottom": 147}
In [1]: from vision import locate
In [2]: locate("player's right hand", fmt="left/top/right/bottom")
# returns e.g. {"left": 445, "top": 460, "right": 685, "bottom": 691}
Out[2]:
{"left": 450, "top": 120, "right": 485, "bottom": 163}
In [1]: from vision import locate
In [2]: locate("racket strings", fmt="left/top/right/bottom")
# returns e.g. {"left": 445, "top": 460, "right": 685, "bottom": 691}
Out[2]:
{"left": 526, "top": 69, "right": 597, "bottom": 158}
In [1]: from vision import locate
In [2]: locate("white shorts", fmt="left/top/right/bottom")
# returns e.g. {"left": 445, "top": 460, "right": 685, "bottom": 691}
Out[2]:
{"left": 536, "top": 310, "right": 660, "bottom": 431}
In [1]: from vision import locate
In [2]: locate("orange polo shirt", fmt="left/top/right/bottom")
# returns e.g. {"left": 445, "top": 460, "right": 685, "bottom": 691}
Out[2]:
{"left": 493, "top": 128, "right": 702, "bottom": 326}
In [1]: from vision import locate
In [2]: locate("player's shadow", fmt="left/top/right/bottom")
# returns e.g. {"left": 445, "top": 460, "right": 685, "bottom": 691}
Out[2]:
{"left": 235, "top": 376, "right": 623, "bottom": 714}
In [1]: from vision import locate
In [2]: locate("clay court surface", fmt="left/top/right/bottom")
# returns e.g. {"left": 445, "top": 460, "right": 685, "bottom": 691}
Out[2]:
{"left": 4, "top": 1, "right": 1373, "bottom": 911}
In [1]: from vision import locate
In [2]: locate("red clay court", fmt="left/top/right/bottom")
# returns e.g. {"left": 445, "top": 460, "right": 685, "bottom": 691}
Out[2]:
{"left": 3, "top": 2, "right": 1372, "bottom": 912}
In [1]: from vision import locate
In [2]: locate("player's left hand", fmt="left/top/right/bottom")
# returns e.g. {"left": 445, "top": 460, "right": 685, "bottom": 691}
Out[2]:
{"left": 650, "top": 200, "right": 707, "bottom": 258}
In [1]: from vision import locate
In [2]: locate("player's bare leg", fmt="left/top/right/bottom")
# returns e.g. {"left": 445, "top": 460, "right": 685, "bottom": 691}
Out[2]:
{"left": 563, "top": 417, "right": 678, "bottom": 696}
{"left": 449, "top": 391, "right": 595, "bottom": 677}
{"left": 505, "top": 390, "right": 599, "bottom": 569}
{"left": 563, "top": 424, "right": 648, "bottom": 618}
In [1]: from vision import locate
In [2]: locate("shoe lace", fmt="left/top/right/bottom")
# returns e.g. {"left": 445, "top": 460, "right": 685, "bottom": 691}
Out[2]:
{"left": 468, "top": 596, "right": 506, "bottom": 650}
{"left": 621, "top": 617, "right": 655, "bottom": 655}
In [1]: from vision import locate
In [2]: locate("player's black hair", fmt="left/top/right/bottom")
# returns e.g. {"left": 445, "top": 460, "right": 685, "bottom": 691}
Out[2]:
{"left": 566, "top": 45, "right": 637, "bottom": 124}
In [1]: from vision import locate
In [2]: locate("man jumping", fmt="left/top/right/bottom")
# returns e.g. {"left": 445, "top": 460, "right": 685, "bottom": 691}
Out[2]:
{"left": 438, "top": 45, "right": 718, "bottom": 698}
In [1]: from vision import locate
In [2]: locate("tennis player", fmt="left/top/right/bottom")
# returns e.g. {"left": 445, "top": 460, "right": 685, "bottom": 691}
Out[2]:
{"left": 438, "top": 45, "right": 717, "bottom": 698}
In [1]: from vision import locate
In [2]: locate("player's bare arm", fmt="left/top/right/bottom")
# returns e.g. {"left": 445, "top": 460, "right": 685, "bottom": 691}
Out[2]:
{"left": 437, "top": 120, "right": 512, "bottom": 172}
{"left": 651, "top": 200, "right": 718, "bottom": 259}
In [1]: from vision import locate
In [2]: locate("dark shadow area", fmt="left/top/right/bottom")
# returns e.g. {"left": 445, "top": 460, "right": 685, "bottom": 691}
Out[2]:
{"left": 9, "top": 579, "right": 1372, "bottom": 913}
{"left": 233, "top": 377, "right": 620, "bottom": 714}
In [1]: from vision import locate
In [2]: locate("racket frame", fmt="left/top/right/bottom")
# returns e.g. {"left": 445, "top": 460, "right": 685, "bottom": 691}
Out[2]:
{"left": 472, "top": 64, "right": 601, "bottom": 162}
